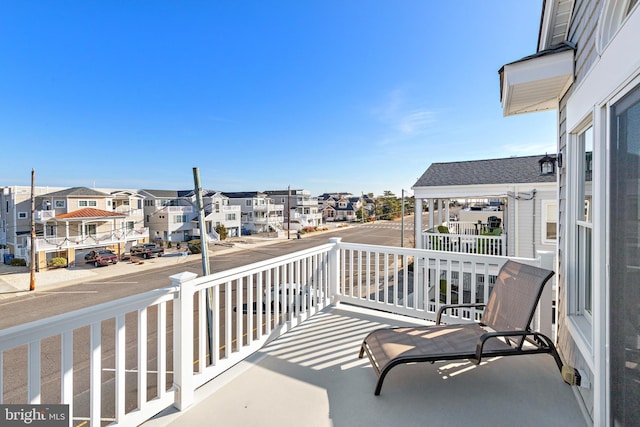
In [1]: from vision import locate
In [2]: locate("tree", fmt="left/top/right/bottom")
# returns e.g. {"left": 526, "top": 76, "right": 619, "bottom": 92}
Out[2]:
{"left": 376, "top": 191, "right": 401, "bottom": 220}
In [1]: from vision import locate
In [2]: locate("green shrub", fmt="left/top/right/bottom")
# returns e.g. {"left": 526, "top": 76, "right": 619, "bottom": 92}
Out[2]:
{"left": 215, "top": 224, "right": 228, "bottom": 240}
{"left": 48, "top": 257, "right": 68, "bottom": 268}
{"left": 188, "top": 239, "right": 202, "bottom": 254}
{"left": 167, "top": 241, "right": 172, "bottom": 249}
{"left": 9, "top": 258, "right": 26, "bottom": 266}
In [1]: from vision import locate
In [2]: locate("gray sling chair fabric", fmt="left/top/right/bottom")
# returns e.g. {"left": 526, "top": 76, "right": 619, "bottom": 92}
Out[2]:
{"left": 358, "top": 260, "right": 565, "bottom": 395}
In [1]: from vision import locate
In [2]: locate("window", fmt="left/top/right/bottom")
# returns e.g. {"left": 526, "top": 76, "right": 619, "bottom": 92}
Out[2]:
{"left": 126, "top": 221, "right": 134, "bottom": 230}
{"left": 576, "top": 126, "right": 594, "bottom": 316}
{"left": 174, "top": 215, "right": 187, "bottom": 223}
{"left": 18, "top": 212, "right": 28, "bottom": 219}
{"left": 226, "top": 213, "right": 236, "bottom": 221}
{"left": 609, "top": 82, "right": 640, "bottom": 426}
{"left": 54, "top": 200, "right": 65, "bottom": 208}
{"left": 78, "top": 200, "right": 97, "bottom": 207}
{"left": 86, "top": 224, "right": 96, "bottom": 236}
{"left": 541, "top": 201, "right": 558, "bottom": 243}
{"left": 598, "top": 0, "right": 639, "bottom": 52}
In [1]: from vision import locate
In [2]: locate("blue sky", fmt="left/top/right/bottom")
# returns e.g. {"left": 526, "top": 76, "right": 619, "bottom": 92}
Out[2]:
{"left": 0, "top": 1, "right": 555, "bottom": 197}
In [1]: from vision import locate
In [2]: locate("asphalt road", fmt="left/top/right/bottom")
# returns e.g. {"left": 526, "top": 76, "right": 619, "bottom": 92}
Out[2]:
{"left": 0, "top": 220, "right": 415, "bottom": 328}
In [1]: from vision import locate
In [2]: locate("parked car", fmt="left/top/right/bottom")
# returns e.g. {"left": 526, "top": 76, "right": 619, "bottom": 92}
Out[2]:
{"left": 130, "top": 243, "right": 165, "bottom": 259}
{"left": 84, "top": 250, "right": 119, "bottom": 267}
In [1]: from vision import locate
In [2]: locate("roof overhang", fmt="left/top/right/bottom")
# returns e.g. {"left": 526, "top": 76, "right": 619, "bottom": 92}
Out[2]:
{"left": 413, "top": 181, "right": 557, "bottom": 200}
{"left": 499, "top": 44, "right": 574, "bottom": 116}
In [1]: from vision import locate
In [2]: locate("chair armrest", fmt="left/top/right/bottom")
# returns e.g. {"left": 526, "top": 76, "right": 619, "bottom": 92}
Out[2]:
{"left": 436, "top": 303, "right": 486, "bottom": 324}
{"left": 474, "top": 330, "right": 559, "bottom": 367}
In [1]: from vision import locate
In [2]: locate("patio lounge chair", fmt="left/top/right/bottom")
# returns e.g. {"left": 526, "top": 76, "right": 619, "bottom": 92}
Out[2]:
{"left": 358, "top": 260, "right": 565, "bottom": 395}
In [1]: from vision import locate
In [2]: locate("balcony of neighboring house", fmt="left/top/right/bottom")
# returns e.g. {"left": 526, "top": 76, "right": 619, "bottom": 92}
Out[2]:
{"left": 422, "top": 218, "right": 505, "bottom": 256}
{"left": 165, "top": 205, "right": 194, "bottom": 214}
{"left": 0, "top": 239, "right": 588, "bottom": 427}
{"left": 113, "top": 205, "right": 144, "bottom": 217}
{"left": 33, "top": 227, "right": 150, "bottom": 252}
{"left": 34, "top": 209, "right": 56, "bottom": 222}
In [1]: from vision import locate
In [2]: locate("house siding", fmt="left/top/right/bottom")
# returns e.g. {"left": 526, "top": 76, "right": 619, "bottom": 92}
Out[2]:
{"left": 556, "top": 0, "right": 603, "bottom": 421}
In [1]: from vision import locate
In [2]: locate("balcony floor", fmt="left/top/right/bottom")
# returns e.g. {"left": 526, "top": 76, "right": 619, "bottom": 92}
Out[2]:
{"left": 145, "top": 304, "right": 589, "bottom": 427}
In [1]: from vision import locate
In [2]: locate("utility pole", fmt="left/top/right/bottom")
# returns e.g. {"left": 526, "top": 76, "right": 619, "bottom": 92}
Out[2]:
{"left": 193, "top": 167, "right": 214, "bottom": 364}
{"left": 30, "top": 169, "right": 36, "bottom": 291}
{"left": 401, "top": 189, "right": 405, "bottom": 248}
{"left": 192, "top": 167, "right": 210, "bottom": 276}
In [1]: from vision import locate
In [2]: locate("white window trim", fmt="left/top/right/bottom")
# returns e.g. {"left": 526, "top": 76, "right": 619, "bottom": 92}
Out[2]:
{"left": 597, "top": 0, "right": 639, "bottom": 54}
{"left": 18, "top": 212, "right": 28, "bottom": 219}
{"left": 565, "top": 116, "right": 596, "bottom": 369}
{"left": 540, "top": 200, "right": 558, "bottom": 244}
{"left": 54, "top": 200, "right": 65, "bottom": 208}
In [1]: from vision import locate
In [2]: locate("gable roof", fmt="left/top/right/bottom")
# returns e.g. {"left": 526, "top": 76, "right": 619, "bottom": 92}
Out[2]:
{"left": 40, "top": 186, "right": 111, "bottom": 198}
{"left": 413, "top": 154, "right": 557, "bottom": 188}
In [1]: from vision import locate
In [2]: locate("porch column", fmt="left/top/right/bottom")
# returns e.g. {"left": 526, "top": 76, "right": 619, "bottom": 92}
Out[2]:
{"left": 444, "top": 200, "right": 450, "bottom": 224}
{"left": 414, "top": 199, "right": 423, "bottom": 249}
{"left": 428, "top": 199, "right": 435, "bottom": 229}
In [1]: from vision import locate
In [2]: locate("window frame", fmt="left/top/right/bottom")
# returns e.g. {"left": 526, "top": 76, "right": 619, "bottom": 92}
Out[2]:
{"left": 565, "top": 117, "right": 597, "bottom": 356}
{"left": 541, "top": 200, "right": 558, "bottom": 244}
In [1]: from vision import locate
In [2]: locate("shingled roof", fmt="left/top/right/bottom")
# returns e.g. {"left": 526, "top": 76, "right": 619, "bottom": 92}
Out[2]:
{"left": 40, "top": 186, "right": 111, "bottom": 197}
{"left": 412, "top": 154, "right": 557, "bottom": 188}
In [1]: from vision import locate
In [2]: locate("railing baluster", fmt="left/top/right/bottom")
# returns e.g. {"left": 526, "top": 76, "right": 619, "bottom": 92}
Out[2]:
{"left": 90, "top": 322, "right": 101, "bottom": 426}
{"left": 198, "top": 289, "right": 206, "bottom": 372}
{"left": 27, "top": 341, "right": 40, "bottom": 404}
{"left": 236, "top": 278, "right": 243, "bottom": 349}
{"left": 225, "top": 281, "right": 232, "bottom": 357}
{"left": 115, "top": 314, "right": 126, "bottom": 421}
{"left": 157, "top": 302, "right": 166, "bottom": 397}
{"left": 247, "top": 274, "right": 254, "bottom": 346}
{"left": 212, "top": 285, "right": 220, "bottom": 365}
{"left": 137, "top": 308, "right": 147, "bottom": 410}
{"left": 0, "top": 352, "right": 3, "bottom": 404}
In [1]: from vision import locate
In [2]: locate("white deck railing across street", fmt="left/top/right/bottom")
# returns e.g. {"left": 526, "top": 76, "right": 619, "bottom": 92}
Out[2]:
{"left": 0, "top": 238, "right": 553, "bottom": 426}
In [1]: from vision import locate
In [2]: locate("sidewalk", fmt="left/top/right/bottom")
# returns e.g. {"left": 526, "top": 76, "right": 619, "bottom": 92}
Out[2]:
{"left": 0, "top": 237, "right": 282, "bottom": 300}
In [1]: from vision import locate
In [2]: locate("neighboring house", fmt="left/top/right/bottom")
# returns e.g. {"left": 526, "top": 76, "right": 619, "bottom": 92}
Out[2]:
{"left": 412, "top": 154, "right": 559, "bottom": 258}
{"left": 499, "top": 0, "right": 639, "bottom": 424}
{"left": 140, "top": 189, "right": 196, "bottom": 243}
{"left": 0, "top": 186, "right": 148, "bottom": 269}
{"left": 319, "top": 194, "right": 359, "bottom": 222}
{"left": 200, "top": 191, "right": 241, "bottom": 239}
{"left": 0, "top": 185, "right": 65, "bottom": 262}
{"left": 264, "top": 189, "right": 322, "bottom": 230}
{"left": 223, "top": 192, "right": 284, "bottom": 234}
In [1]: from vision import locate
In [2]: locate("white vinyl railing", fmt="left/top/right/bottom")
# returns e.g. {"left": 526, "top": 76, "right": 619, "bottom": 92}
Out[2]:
{"left": 34, "top": 228, "right": 150, "bottom": 252}
{"left": 422, "top": 232, "right": 505, "bottom": 256}
{"left": 0, "top": 238, "right": 552, "bottom": 426}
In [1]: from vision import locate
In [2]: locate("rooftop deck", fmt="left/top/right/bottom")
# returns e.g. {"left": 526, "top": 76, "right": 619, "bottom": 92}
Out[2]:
{"left": 146, "top": 304, "right": 587, "bottom": 427}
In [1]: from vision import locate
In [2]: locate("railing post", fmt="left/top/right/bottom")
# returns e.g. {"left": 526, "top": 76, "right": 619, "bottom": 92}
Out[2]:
{"left": 170, "top": 271, "right": 198, "bottom": 411}
{"left": 535, "top": 251, "right": 555, "bottom": 339}
{"left": 328, "top": 237, "right": 341, "bottom": 304}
